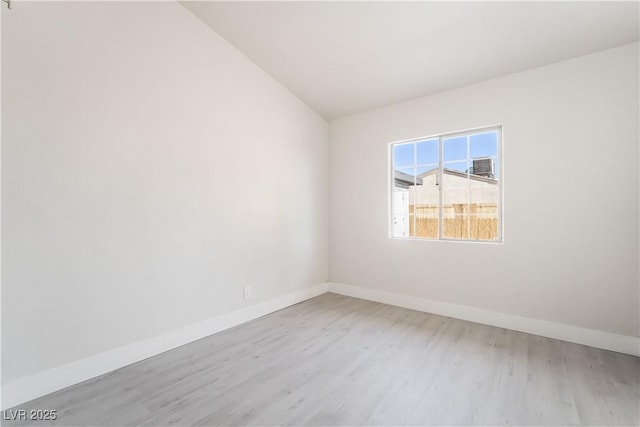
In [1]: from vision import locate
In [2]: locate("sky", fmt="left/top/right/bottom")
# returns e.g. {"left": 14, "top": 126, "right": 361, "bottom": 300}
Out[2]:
{"left": 393, "top": 131, "right": 499, "bottom": 177}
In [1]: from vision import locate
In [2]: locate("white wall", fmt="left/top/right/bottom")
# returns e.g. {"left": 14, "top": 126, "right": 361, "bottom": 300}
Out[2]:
{"left": 2, "top": 2, "right": 328, "bottom": 384}
{"left": 329, "top": 43, "right": 639, "bottom": 338}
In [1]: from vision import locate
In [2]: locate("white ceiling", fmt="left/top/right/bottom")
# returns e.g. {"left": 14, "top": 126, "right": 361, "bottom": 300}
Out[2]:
{"left": 182, "top": 1, "right": 639, "bottom": 121}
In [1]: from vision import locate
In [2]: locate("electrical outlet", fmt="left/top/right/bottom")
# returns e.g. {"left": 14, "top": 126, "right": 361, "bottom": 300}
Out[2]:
{"left": 243, "top": 286, "right": 252, "bottom": 299}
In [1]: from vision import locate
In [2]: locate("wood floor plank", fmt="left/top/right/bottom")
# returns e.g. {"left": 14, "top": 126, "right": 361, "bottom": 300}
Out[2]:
{"left": 2, "top": 293, "right": 638, "bottom": 426}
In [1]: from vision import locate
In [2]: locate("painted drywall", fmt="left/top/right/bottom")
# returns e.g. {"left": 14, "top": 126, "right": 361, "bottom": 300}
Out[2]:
{"left": 329, "top": 42, "right": 639, "bottom": 338}
{"left": 2, "top": 2, "right": 328, "bottom": 384}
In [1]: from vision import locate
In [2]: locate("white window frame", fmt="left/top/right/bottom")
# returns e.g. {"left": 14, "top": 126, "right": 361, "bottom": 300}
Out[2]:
{"left": 389, "top": 125, "right": 503, "bottom": 243}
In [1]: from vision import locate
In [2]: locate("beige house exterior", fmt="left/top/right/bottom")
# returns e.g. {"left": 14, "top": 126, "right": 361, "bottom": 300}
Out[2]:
{"left": 393, "top": 168, "right": 499, "bottom": 240}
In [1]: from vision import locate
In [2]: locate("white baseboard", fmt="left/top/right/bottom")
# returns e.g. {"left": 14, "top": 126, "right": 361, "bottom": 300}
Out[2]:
{"left": 327, "top": 282, "right": 640, "bottom": 357}
{"left": 1, "top": 283, "right": 328, "bottom": 410}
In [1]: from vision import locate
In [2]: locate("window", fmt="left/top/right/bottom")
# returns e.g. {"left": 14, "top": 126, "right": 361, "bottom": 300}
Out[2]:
{"left": 390, "top": 126, "right": 502, "bottom": 242}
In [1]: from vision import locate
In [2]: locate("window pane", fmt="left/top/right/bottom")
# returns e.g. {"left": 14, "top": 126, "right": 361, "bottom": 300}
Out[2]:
{"left": 416, "top": 164, "right": 438, "bottom": 178}
{"left": 443, "top": 214, "right": 469, "bottom": 240}
{"left": 443, "top": 160, "right": 469, "bottom": 175}
{"left": 391, "top": 190, "right": 410, "bottom": 238}
{"left": 443, "top": 173, "right": 468, "bottom": 240}
{"left": 393, "top": 167, "right": 416, "bottom": 190}
{"left": 470, "top": 132, "right": 498, "bottom": 158}
{"left": 443, "top": 136, "right": 467, "bottom": 162}
{"left": 413, "top": 168, "right": 439, "bottom": 239}
{"left": 443, "top": 187, "right": 468, "bottom": 216}
{"left": 393, "top": 167, "right": 417, "bottom": 237}
{"left": 470, "top": 133, "right": 498, "bottom": 178}
{"left": 469, "top": 179, "right": 499, "bottom": 240}
{"left": 394, "top": 143, "right": 414, "bottom": 168}
{"left": 416, "top": 139, "right": 438, "bottom": 165}
{"left": 469, "top": 181, "right": 499, "bottom": 208}
{"left": 414, "top": 210, "right": 439, "bottom": 238}
{"left": 470, "top": 214, "right": 499, "bottom": 241}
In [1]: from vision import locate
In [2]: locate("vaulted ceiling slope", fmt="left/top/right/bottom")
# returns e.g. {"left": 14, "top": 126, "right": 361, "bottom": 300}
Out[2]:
{"left": 182, "top": 1, "right": 639, "bottom": 121}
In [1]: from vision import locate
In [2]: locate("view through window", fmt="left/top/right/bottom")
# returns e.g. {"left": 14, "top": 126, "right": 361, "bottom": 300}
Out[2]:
{"left": 390, "top": 126, "right": 502, "bottom": 242}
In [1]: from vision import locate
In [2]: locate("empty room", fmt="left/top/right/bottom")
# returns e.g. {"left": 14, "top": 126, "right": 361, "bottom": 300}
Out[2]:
{"left": 1, "top": 1, "right": 639, "bottom": 426}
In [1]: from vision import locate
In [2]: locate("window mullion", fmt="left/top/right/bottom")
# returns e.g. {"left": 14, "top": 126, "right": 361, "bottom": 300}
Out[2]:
{"left": 467, "top": 135, "right": 471, "bottom": 240}
{"left": 438, "top": 136, "right": 444, "bottom": 240}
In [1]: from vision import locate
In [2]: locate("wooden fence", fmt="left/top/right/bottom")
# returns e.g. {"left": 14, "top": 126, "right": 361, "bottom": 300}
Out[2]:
{"left": 409, "top": 203, "right": 498, "bottom": 240}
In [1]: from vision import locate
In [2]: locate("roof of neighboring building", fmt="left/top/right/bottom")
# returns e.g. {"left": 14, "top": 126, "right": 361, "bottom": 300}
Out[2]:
{"left": 394, "top": 170, "right": 423, "bottom": 189}
{"left": 419, "top": 168, "right": 498, "bottom": 184}
{"left": 394, "top": 167, "right": 497, "bottom": 189}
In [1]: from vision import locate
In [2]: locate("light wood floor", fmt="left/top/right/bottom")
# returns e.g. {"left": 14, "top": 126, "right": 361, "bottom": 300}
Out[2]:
{"left": 3, "top": 293, "right": 639, "bottom": 426}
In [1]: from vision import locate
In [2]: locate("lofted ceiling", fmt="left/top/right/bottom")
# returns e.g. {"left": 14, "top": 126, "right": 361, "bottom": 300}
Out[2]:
{"left": 182, "top": 1, "right": 640, "bottom": 121}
